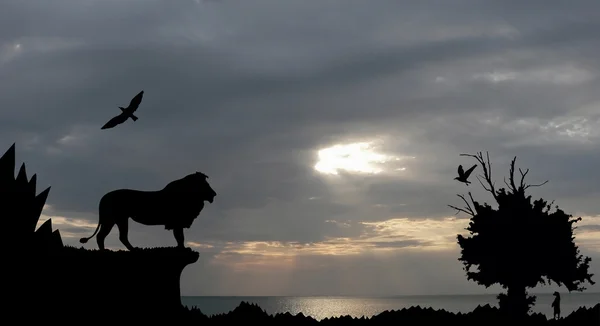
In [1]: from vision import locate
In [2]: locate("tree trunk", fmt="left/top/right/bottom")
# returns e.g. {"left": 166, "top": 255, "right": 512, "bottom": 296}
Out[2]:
{"left": 499, "top": 285, "right": 534, "bottom": 320}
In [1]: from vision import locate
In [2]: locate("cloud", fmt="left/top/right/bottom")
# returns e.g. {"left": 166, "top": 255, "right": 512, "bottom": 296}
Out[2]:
{"left": 578, "top": 225, "right": 600, "bottom": 232}
{"left": 471, "top": 64, "right": 595, "bottom": 85}
{"left": 181, "top": 244, "right": 600, "bottom": 296}
{"left": 573, "top": 215, "right": 600, "bottom": 252}
{"left": 4, "top": 0, "right": 600, "bottom": 295}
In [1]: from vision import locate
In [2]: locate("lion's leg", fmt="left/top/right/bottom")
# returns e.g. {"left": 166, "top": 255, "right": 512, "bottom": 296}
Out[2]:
{"left": 116, "top": 218, "right": 136, "bottom": 251}
{"left": 173, "top": 227, "right": 185, "bottom": 248}
{"left": 96, "top": 220, "right": 115, "bottom": 251}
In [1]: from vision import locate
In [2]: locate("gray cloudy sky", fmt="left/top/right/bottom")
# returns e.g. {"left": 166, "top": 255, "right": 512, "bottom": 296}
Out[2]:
{"left": 2, "top": 0, "right": 600, "bottom": 296}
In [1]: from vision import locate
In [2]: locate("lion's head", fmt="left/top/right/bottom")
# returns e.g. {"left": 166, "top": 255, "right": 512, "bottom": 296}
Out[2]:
{"left": 194, "top": 171, "right": 217, "bottom": 204}
{"left": 163, "top": 171, "right": 217, "bottom": 204}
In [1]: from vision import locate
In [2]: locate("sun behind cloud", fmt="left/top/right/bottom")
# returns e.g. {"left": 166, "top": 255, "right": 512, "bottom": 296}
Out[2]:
{"left": 314, "top": 141, "right": 407, "bottom": 175}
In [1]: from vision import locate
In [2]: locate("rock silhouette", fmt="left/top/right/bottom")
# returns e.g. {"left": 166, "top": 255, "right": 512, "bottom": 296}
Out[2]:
{"left": 450, "top": 151, "right": 595, "bottom": 320}
{"left": 186, "top": 301, "right": 599, "bottom": 325}
{"left": 0, "top": 143, "right": 62, "bottom": 251}
{"left": 2, "top": 143, "right": 63, "bottom": 322}
{"left": 80, "top": 171, "right": 217, "bottom": 250}
{"left": 101, "top": 90, "right": 144, "bottom": 129}
{"left": 52, "top": 246, "right": 200, "bottom": 323}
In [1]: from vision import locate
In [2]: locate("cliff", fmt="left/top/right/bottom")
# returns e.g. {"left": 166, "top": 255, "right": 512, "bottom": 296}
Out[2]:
{"left": 1, "top": 143, "right": 200, "bottom": 323}
{"left": 37, "top": 246, "right": 199, "bottom": 323}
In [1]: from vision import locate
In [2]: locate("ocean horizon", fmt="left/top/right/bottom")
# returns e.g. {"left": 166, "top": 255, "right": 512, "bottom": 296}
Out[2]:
{"left": 181, "top": 293, "right": 600, "bottom": 321}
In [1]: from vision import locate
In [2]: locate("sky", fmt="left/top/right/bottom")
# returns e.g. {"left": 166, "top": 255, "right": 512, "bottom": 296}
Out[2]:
{"left": 1, "top": 0, "right": 600, "bottom": 296}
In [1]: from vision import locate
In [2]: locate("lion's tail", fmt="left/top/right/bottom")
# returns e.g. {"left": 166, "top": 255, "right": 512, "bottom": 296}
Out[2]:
{"left": 79, "top": 220, "right": 101, "bottom": 244}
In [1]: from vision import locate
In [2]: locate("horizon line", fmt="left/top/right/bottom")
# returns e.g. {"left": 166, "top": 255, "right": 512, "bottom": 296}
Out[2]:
{"left": 181, "top": 292, "right": 600, "bottom": 298}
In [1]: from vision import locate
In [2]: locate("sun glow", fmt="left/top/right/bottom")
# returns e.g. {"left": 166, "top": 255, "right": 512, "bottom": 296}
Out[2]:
{"left": 314, "top": 142, "right": 399, "bottom": 175}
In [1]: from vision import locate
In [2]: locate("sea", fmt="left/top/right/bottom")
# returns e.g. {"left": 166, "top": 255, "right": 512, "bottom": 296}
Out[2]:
{"left": 181, "top": 293, "right": 600, "bottom": 321}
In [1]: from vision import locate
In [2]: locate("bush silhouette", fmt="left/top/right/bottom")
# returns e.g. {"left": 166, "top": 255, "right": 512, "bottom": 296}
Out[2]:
{"left": 450, "top": 152, "right": 595, "bottom": 319}
{"left": 184, "top": 301, "right": 599, "bottom": 325}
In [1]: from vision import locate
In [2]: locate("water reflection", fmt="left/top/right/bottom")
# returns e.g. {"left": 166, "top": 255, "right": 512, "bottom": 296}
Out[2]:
{"left": 182, "top": 293, "right": 600, "bottom": 321}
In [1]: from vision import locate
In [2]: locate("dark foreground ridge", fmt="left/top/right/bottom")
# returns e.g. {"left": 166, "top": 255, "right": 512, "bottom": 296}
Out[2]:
{"left": 181, "top": 301, "right": 599, "bottom": 325}
{"left": 14, "top": 242, "right": 599, "bottom": 325}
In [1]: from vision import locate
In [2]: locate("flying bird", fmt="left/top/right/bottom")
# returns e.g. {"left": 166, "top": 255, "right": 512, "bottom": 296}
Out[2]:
{"left": 454, "top": 164, "right": 477, "bottom": 185}
{"left": 101, "top": 90, "right": 144, "bottom": 130}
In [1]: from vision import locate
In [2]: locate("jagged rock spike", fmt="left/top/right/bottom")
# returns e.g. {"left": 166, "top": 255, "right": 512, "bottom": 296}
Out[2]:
{"left": 33, "top": 186, "right": 51, "bottom": 210}
{"left": 52, "top": 229, "right": 64, "bottom": 249}
{"left": 16, "top": 162, "right": 28, "bottom": 185}
{"left": 30, "top": 186, "right": 51, "bottom": 231}
{"left": 0, "top": 143, "right": 16, "bottom": 186}
{"left": 34, "top": 218, "right": 54, "bottom": 250}
{"left": 1, "top": 192, "right": 19, "bottom": 233}
{"left": 36, "top": 218, "right": 52, "bottom": 234}
{"left": 28, "top": 173, "right": 37, "bottom": 196}
{"left": 0, "top": 143, "right": 15, "bottom": 162}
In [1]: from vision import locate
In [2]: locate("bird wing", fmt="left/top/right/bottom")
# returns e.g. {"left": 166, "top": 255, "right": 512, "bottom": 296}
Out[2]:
{"left": 464, "top": 164, "right": 477, "bottom": 178}
{"left": 127, "top": 90, "right": 144, "bottom": 112}
{"left": 101, "top": 113, "right": 128, "bottom": 129}
{"left": 457, "top": 165, "right": 464, "bottom": 176}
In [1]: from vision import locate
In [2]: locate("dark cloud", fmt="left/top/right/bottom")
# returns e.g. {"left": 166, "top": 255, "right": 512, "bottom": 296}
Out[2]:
{"left": 3, "top": 0, "right": 600, "bottom": 295}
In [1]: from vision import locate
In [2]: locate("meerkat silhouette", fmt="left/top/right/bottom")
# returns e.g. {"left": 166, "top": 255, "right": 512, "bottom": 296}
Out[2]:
{"left": 552, "top": 291, "right": 561, "bottom": 319}
{"left": 101, "top": 90, "right": 144, "bottom": 130}
{"left": 454, "top": 164, "right": 477, "bottom": 185}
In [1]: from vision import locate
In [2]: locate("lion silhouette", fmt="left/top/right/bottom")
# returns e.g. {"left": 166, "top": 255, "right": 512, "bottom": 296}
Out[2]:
{"left": 80, "top": 172, "right": 217, "bottom": 251}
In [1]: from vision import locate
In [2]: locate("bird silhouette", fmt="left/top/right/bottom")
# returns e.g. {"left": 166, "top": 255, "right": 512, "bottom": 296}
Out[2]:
{"left": 101, "top": 90, "right": 144, "bottom": 130}
{"left": 454, "top": 164, "right": 477, "bottom": 185}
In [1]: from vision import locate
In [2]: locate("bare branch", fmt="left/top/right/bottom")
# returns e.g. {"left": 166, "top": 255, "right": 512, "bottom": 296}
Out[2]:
{"left": 476, "top": 175, "right": 493, "bottom": 193}
{"left": 459, "top": 154, "right": 479, "bottom": 159}
{"left": 468, "top": 192, "right": 476, "bottom": 205}
{"left": 519, "top": 168, "right": 529, "bottom": 190}
{"left": 466, "top": 192, "right": 478, "bottom": 215}
{"left": 514, "top": 163, "right": 549, "bottom": 190}
{"left": 448, "top": 204, "right": 474, "bottom": 216}
{"left": 524, "top": 180, "right": 549, "bottom": 190}
{"left": 458, "top": 194, "right": 474, "bottom": 213}
{"left": 456, "top": 152, "right": 551, "bottom": 212}
{"left": 519, "top": 168, "right": 529, "bottom": 177}
{"left": 486, "top": 151, "right": 496, "bottom": 191}
{"left": 503, "top": 177, "right": 511, "bottom": 189}
{"left": 508, "top": 157, "right": 517, "bottom": 193}
{"left": 461, "top": 151, "right": 498, "bottom": 201}
{"left": 448, "top": 193, "right": 476, "bottom": 216}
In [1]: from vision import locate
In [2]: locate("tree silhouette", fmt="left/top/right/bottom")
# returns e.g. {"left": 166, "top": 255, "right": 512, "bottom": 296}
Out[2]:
{"left": 449, "top": 151, "right": 595, "bottom": 319}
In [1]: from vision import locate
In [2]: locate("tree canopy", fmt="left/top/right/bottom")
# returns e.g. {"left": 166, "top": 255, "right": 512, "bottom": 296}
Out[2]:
{"left": 450, "top": 152, "right": 595, "bottom": 316}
